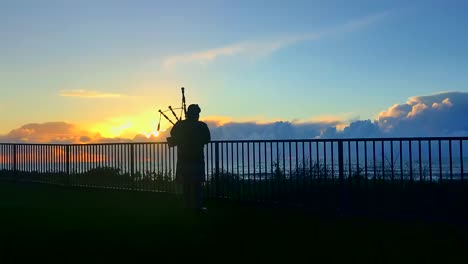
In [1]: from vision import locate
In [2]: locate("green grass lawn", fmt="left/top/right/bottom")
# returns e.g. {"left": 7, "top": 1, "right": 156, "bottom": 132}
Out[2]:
{"left": 0, "top": 181, "right": 466, "bottom": 261}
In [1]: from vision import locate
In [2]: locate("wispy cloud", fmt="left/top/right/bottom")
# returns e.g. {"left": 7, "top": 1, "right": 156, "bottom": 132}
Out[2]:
{"left": 162, "top": 10, "right": 392, "bottom": 70}
{"left": 162, "top": 35, "right": 313, "bottom": 69}
{"left": 59, "top": 89, "right": 124, "bottom": 98}
{"left": 326, "top": 10, "right": 392, "bottom": 36}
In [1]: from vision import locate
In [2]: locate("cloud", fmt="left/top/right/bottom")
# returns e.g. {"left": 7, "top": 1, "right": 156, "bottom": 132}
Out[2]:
{"left": 379, "top": 92, "right": 468, "bottom": 137}
{"left": 0, "top": 122, "right": 90, "bottom": 143}
{"left": 162, "top": 11, "right": 391, "bottom": 70}
{"left": 59, "top": 89, "right": 123, "bottom": 98}
{"left": 206, "top": 120, "right": 342, "bottom": 140}
{"left": 320, "top": 119, "right": 382, "bottom": 139}
{"left": 328, "top": 10, "right": 392, "bottom": 35}
{"left": 3, "top": 91, "right": 467, "bottom": 144}
{"left": 162, "top": 36, "right": 313, "bottom": 70}
{"left": 0, "top": 118, "right": 343, "bottom": 144}
{"left": 0, "top": 122, "right": 132, "bottom": 144}
{"left": 129, "top": 119, "right": 344, "bottom": 143}
{"left": 321, "top": 91, "right": 468, "bottom": 138}
{"left": 378, "top": 103, "right": 412, "bottom": 119}
{"left": 298, "top": 113, "right": 358, "bottom": 125}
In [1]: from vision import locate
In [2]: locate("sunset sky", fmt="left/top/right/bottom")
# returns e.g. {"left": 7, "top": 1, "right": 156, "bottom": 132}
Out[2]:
{"left": 1, "top": 0, "right": 468, "bottom": 143}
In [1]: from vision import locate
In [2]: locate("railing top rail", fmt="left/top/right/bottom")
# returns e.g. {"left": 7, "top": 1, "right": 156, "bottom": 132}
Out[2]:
{"left": 211, "top": 136, "right": 468, "bottom": 143}
{"left": 1, "top": 136, "right": 468, "bottom": 146}
{"left": 0, "top": 142, "right": 170, "bottom": 146}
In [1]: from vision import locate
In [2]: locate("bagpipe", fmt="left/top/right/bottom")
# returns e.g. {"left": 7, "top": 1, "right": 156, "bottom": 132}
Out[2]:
{"left": 157, "top": 87, "right": 188, "bottom": 147}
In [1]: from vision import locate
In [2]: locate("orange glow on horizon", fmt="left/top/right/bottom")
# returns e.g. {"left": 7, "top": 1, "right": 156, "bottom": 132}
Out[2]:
{"left": 201, "top": 116, "right": 233, "bottom": 126}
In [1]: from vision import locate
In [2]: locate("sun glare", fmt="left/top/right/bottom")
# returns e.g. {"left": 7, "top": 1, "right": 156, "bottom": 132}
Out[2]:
{"left": 143, "top": 131, "right": 160, "bottom": 138}
{"left": 88, "top": 110, "right": 171, "bottom": 139}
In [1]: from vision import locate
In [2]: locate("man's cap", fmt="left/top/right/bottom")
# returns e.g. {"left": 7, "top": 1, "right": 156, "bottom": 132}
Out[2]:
{"left": 187, "top": 104, "right": 201, "bottom": 116}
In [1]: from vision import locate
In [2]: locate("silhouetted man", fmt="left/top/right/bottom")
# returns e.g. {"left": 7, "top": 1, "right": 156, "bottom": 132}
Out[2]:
{"left": 170, "top": 104, "right": 211, "bottom": 212}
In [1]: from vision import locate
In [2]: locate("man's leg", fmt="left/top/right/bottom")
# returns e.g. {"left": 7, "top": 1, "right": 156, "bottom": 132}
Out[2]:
{"left": 193, "top": 181, "right": 202, "bottom": 210}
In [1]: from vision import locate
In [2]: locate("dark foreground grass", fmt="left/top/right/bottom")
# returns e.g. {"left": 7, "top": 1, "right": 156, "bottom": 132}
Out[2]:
{"left": 0, "top": 182, "right": 466, "bottom": 262}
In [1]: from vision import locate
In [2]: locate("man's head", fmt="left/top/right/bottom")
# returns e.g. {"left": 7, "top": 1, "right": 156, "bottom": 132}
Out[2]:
{"left": 187, "top": 104, "right": 201, "bottom": 120}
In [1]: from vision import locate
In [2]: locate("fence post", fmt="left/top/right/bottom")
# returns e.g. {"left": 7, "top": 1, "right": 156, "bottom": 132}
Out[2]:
{"left": 66, "top": 145, "right": 70, "bottom": 186}
{"left": 215, "top": 142, "right": 220, "bottom": 197}
{"left": 13, "top": 144, "right": 17, "bottom": 182}
{"left": 130, "top": 144, "right": 135, "bottom": 190}
{"left": 338, "top": 140, "right": 346, "bottom": 215}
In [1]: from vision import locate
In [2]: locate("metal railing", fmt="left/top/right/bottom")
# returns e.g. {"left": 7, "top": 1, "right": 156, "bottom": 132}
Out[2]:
{"left": 1, "top": 137, "right": 467, "bottom": 214}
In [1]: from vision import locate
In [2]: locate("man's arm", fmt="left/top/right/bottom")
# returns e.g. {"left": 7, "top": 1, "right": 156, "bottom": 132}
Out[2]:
{"left": 168, "top": 121, "right": 182, "bottom": 147}
{"left": 202, "top": 123, "right": 211, "bottom": 145}
{"left": 170, "top": 121, "right": 181, "bottom": 137}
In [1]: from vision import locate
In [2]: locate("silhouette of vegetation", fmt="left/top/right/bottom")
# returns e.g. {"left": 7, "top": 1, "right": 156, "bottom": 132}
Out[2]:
{"left": 0, "top": 167, "right": 175, "bottom": 192}
{"left": 1, "top": 155, "right": 467, "bottom": 219}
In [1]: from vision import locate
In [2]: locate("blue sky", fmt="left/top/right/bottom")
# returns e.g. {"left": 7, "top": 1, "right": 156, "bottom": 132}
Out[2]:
{"left": 1, "top": 0, "right": 468, "bottom": 141}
